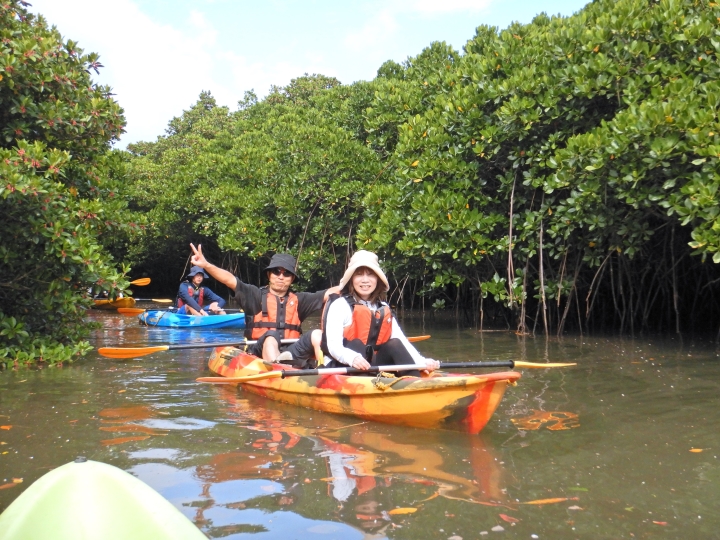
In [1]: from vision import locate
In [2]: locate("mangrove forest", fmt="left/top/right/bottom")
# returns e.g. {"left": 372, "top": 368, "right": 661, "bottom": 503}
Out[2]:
{"left": 2, "top": 0, "right": 720, "bottom": 364}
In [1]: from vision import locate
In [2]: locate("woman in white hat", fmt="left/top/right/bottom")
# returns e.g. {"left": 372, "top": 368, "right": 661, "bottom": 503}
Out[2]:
{"left": 321, "top": 250, "right": 440, "bottom": 374}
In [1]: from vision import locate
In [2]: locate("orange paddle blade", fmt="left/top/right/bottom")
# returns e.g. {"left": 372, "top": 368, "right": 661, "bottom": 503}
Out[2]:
{"left": 514, "top": 361, "right": 577, "bottom": 368}
{"left": 97, "top": 346, "right": 169, "bottom": 359}
{"left": 407, "top": 335, "right": 430, "bottom": 343}
{"left": 117, "top": 308, "right": 145, "bottom": 316}
{"left": 130, "top": 278, "right": 151, "bottom": 286}
{"left": 196, "top": 372, "right": 283, "bottom": 384}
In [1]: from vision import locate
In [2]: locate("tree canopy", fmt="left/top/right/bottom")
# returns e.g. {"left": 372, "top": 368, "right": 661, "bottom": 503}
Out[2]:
{"left": 124, "top": 0, "right": 720, "bottom": 336}
{"left": 4, "top": 0, "right": 720, "bottom": 365}
{"left": 359, "top": 0, "right": 720, "bottom": 333}
{"left": 125, "top": 76, "right": 381, "bottom": 291}
{"left": 0, "top": 1, "right": 128, "bottom": 364}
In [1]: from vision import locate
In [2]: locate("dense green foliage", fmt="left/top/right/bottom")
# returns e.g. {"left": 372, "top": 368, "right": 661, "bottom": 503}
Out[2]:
{"left": 125, "top": 77, "right": 381, "bottom": 291}
{"left": 360, "top": 0, "right": 720, "bottom": 333}
{"left": 125, "top": 0, "right": 720, "bottom": 335}
{"left": 0, "top": 2, "right": 128, "bottom": 364}
{"left": 5, "top": 0, "right": 719, "bottom": 363}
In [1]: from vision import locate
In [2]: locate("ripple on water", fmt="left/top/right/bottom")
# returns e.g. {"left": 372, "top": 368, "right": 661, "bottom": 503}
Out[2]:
{"left": 200, "top": 507, "right": 361, "bottom": 540}
{"left": 142, "top": 417, "right": 216, "bottom": 431}
{"left": 128, "top": 448, "right": 183, "bottom": 461}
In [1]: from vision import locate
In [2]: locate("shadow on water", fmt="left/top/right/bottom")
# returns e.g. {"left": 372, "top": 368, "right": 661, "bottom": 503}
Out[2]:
{"left": 1, "top": 310, "right": 720, "bottom": 538}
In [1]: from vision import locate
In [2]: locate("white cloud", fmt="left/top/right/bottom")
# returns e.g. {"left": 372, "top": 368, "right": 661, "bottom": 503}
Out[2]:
{"left": 29, "top": 0, "right": 342, "bottom": 146}
{"left": 405, "top": 0, "right": 494, "bottom": 14}
{"left": 30, "top": 0, "right": 232, "bottom": 145}
{"left": 187, "top": 10, "right": 219, "bottom": 48}
{"left": 342, "top": 0, "right": 494, "bottom": 55}
{"left": 344, "top": 10, "right": 399, "bottom": 52}
{"left": 26, "top": 0, "right": 509, "bottom": 145}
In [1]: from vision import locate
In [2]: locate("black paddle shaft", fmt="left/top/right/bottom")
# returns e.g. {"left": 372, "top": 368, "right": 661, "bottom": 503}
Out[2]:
{"left": 166, "top": 338, "right": 297, "bottom": 351}
{"left": 169, "top": 341, "right": 246, "bottom": 350}
{"left": 281, "top": 361, "right": 515, "bottom": 378}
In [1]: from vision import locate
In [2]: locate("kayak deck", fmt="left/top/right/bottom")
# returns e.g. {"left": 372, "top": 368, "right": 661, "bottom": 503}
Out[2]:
{"left": 208, "top": 347, "right": 520, "bottom": 433}
{"left": 0, "top": 459, "right": 205, "bottom": 540}
{"left": 140, "top": 310, "right": 246, "bottom": 329}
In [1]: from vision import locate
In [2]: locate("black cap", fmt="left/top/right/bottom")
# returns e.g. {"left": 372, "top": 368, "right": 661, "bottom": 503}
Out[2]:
{"left": 265, "top": 253, "right": 298, "bottom": 278}
{"left": 187, "top": 266, "right": 209, "bottom": 279}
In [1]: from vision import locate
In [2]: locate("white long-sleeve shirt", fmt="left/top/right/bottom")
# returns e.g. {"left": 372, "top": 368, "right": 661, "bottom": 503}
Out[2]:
{"left": 323, "top": 297, "right": 425, "bottom": 366}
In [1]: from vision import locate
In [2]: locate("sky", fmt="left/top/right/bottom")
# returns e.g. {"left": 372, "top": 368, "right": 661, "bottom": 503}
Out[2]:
{"left": 29, "top": 0, "right": 589, "bottom": 147}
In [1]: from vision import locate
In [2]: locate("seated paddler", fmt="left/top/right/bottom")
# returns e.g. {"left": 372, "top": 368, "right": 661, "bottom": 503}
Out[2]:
{"left": 320, "top": 250, "right": 440, "bottom": 375}
{"left": 176, "top": 265, "right": 227, "bottom": 316}
{"left": 190, "top": 243, "right": 339, "bottom": 367}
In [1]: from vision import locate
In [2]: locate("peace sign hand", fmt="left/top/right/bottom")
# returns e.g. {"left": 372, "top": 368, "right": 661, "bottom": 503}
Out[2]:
{"left": 190, "top": 243, "right": 208, "bottom": 268}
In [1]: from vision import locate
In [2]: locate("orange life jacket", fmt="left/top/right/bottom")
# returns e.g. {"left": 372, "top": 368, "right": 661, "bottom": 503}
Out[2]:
{"left": 246, "top": 288, "right": 302, "bottom": 340}
{"left": 321, "top": 294, "right": 393, "bottom": 358}
{"left": 176, "top": 282, "right": 204, "bottom": 309}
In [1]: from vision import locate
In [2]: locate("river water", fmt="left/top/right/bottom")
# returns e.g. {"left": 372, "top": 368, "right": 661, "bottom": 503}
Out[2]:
{"left": 1, "top": 310, "right": 719, "bottom": 539}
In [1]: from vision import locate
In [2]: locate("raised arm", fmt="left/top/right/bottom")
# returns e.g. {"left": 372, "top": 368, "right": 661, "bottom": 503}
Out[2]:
{"left": 190, "top": 243, "right": 238, "bottom": 291}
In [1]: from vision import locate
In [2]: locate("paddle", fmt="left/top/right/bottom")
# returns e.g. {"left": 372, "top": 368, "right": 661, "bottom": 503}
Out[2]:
{"left": 97, "top": 339, "right": 300, "bottom": 359}
{"left": 98, "top": 335, "right": 430, "bottom": 358}
{"left": 117, "top": 308, "right": 147, "bottom": 316}
{"left": 129, "top": 278, "right": 151, "bottom": 286}
{"left": 196, "top": 360, "right": 577, "bottom": 384}
{"left": 117, "top": 307, "right": 245, "bottom": 316}
{"left": 133, "top": 298, "right": 174, "bottom": 303}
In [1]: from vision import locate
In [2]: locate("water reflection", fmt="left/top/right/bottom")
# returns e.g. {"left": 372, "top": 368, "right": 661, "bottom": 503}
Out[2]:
{"left": 89, "top": 308, "right": 248, "bottom": 345}
{"left": 188, "top": 385, "right": 513, "bottom": 536}
{"left": 2, "top": 311, "right": 720, "bottom": 538}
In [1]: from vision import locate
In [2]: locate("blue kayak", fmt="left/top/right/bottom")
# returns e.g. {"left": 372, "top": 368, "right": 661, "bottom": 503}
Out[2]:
{"left": 139, "top": 310, "right": 245, "bottom": 329}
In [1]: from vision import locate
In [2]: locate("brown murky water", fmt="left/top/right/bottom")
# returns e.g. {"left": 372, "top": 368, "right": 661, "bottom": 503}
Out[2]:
{"left": 1, "top": 310, "right": 719, "bottom": 539}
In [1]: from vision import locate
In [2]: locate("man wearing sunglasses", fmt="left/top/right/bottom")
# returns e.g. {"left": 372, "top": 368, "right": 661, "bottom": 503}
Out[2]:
{"left": 190, "top": 243, "right": 338, "bottom": 366}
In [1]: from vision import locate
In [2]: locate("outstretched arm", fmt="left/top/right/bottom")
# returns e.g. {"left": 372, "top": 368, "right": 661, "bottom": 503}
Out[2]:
{"left": 190, "top": 243, "right": 238, "bottom": 291}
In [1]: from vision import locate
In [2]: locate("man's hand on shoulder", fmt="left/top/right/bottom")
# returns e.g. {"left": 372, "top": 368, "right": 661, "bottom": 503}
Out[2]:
{"left": 324, "top": 285, "right": 342, "bottom": 300}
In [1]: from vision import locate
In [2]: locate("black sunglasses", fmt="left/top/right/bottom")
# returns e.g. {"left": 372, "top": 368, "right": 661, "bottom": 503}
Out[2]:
{"left": 270, "top": 268, "right": 293, "bottom": 277}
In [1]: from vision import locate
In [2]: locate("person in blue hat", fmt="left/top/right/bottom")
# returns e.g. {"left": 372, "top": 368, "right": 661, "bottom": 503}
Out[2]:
{"left": 175, "top": 265, "right": 227, "bottom": 316}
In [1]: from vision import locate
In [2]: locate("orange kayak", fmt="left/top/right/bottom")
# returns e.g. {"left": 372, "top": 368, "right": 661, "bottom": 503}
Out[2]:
{"left": 92, "top": 297, "right": 136, "bottom": 310}
{"left": 208, "top": 347, "right": 520, "bottom": 433}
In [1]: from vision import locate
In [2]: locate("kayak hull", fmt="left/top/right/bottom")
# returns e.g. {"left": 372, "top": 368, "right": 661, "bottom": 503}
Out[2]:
{"left": 139, "top": 310, "right": 246, "bottom": 329}
{"left": 208, "top": 347, "right": 520, "bottom": 433}
{"left": 92, "top": 297, "right": 136, "bottom": 310}
{"left": 0, "top": 459, "right": 205, "bottom": 540}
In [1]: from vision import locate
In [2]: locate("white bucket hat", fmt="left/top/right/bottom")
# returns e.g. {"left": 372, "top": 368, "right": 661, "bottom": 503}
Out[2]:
{"left": 339, "top": 250, "right": 390, "bottom": 292}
